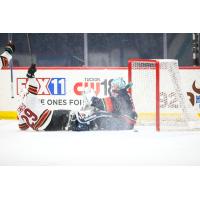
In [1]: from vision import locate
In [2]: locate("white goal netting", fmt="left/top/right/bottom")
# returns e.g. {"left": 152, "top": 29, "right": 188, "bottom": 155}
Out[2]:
{"left": 128, "top": 58, "right": 200, "bottom": 131}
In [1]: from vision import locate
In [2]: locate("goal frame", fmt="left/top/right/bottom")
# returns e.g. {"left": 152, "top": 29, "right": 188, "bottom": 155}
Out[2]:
{"left": 128, "top": 58, "right": 160, "bottom": 131}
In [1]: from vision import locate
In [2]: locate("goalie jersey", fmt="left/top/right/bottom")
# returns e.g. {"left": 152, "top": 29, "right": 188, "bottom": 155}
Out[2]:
{"left": 17, "top": 78, "right": 53, "bottom": 131}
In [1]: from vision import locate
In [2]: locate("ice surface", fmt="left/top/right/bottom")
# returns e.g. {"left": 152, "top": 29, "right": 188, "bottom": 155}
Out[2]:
{"left": 0, "top": 120, "right": 200, "bottom": 165}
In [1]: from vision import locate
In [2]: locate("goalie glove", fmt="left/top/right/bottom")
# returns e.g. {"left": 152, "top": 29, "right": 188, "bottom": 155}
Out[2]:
{"left": 27, "top": 63, "right": 37, "bottom": 78}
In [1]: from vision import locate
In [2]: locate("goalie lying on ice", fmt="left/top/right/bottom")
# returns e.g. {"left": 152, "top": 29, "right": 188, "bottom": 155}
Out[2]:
{"left": 17, "top": 64, "right": 137, "bottom": 131}
{"left": 81, "top": 77, "right": 138, "bottom": 130}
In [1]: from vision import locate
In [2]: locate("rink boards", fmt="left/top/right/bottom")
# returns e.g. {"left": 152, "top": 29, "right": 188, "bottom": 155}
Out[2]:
{"left": 0, "top": 66, "right": 200, "bottom": 120}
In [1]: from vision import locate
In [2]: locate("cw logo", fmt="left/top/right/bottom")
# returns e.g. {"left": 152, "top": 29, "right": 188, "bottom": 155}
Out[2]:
{"left": 74, "top": 82, "right": 100, "bottom": 95}
{"left": 17, "top": 78, "right": 66, "bottom": 95}
{"left": 73, "top": 79, "right": 113, "bottom": 96}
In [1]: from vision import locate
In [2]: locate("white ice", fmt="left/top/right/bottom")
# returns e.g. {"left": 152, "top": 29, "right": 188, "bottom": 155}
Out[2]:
{"left": 0, "top": 120, "right": 200, "bottom": 165}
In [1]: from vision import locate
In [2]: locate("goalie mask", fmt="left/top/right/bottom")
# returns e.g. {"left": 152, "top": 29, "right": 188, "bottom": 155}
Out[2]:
{"left": 110, "top": 78, "right": 126, "bottom": 96}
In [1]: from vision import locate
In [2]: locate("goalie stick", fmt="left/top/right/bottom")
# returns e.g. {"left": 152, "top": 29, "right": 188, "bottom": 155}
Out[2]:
{"left": 75, "top": 110, "right": 113, "bottom": 124}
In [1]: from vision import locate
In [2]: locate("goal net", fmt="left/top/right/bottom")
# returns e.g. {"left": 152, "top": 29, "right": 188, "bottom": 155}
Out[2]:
{"left": 128, "top": 58, "right": 200, "bottom": 131}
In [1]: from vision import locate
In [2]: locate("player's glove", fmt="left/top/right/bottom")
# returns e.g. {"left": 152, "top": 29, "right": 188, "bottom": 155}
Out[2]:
{"left": 27, "top": 63, "right": 37, "bottom": 78}
{"left": 5, "top": 42, "right": 15, "bottom": 55}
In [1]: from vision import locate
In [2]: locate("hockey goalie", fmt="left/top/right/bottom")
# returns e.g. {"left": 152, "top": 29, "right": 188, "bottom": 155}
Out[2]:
{"left": 80, "top": 78, "right": 138, "bottom": 130}
{"left": 17, "top": 64, "right": 137, "bottom": 132}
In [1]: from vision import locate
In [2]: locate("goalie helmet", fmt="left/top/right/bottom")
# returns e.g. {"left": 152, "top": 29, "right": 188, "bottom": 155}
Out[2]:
{"left": 110, "top": 78, "right": 126, "bottom": 95}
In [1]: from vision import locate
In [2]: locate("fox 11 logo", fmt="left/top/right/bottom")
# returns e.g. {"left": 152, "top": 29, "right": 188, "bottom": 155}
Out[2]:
{"left": 17, "top": 78, "right": 66, "bottom": 95}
